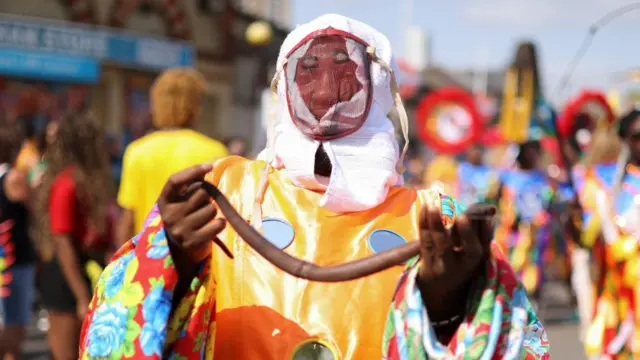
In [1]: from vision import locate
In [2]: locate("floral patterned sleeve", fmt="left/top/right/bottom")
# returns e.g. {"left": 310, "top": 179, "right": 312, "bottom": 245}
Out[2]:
{"left": 382, "top": 245, "right": 550, "bottom": 359}
{"left": 79, "top": 206, "right": 216, "bottom": 360}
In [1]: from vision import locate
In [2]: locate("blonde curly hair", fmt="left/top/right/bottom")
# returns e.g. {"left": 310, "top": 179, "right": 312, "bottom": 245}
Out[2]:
{"left": 150, "top": 68, "right": 207, "bottom": 128}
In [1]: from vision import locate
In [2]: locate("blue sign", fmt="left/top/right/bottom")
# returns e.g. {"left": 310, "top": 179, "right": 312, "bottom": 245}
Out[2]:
{"left": 0, "top": 16, "right": 194, "bottom": 70}
{"left": 0, "top": 47, "right": 99, "bottom": 83}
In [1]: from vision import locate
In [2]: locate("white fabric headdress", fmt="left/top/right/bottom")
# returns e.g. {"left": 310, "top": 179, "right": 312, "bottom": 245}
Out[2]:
{"left": 255, "top": 14, "right": 410, "bottom": 227}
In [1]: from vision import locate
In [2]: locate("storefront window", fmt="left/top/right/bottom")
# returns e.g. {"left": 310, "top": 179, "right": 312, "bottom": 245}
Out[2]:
{"left": 105, "top": 73, "right": 154, "bottom": 189}
{"left": 0, "top": 77, "right": 90, "bottom": 136}
{"left": 124, "top": 73, "right": 154, "bottom": 144}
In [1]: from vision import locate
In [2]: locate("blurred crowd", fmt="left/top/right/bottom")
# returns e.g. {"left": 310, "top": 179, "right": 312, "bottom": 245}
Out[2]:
{"left": 0, "top": 69, "right": 251, "bottom": 360}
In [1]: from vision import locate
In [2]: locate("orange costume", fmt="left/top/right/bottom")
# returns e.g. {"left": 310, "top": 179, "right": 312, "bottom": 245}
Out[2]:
{"left": 79, "top": 15, "right": 549, "bottom": 360}
{"left": 179, "top": 156, "right": 435, "bottom": 358}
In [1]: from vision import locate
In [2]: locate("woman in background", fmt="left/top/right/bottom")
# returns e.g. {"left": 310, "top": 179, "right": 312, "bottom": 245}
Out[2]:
{"left": 0, "top": 115, "right": 37, "bottom": 360}
{"left": 33, "top": 112, "right": 111, "bottom": 360}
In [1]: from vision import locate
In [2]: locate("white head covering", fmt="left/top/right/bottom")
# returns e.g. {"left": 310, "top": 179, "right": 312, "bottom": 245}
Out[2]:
{"left": 257, "top": 14, "right": 409, "bottom": 220}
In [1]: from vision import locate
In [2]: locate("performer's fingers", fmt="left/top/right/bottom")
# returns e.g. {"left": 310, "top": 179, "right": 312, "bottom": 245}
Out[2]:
{"left": 453, "top": 215, "right": 476, "bottom": 251}
{"left": 185, "top": 218, "right": 227, "bottom": 248}
{"left": 185, "top": 188, "right": 213, "bottom": 214}
{"left": 419, "top": 225, "right": 445, "bottom": 278}
{"left": 160, "top": 164, "right": 213, "bottom": 204}
{"left": 162, "top": 188, "right": 210, "bottom": 228}
{"left": 183, "top": 203, "right": 218, "bottom": 231}
{"left": 419, "top": 206, "right": 430, "bottom": 230}
{"left": 427, "top": 206, "right": 446, "bottom": 233}
{"left": 477, "top": 219, "right": 494, "bottom": 253}
{"left": 464, "top": 203, "right": 496, "bottom": 220}
{"left": 184, "top": 218, "right": 230, "bottom": 258}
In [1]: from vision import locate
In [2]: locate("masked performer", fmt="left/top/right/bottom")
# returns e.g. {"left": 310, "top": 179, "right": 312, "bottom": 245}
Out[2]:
{"left": 568, "top": 108, "right": 640, "bottom": 357}
{"left": 80, "top": 15, "right": 549, "bottom": 359}
{"left": 492, "top": 42, "right": 562, "bottom": 304}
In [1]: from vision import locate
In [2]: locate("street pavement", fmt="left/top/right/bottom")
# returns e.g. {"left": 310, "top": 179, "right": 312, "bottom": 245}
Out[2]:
{"left": 22, "top": 282, "right": 587, "bottom": 359}
{"left": 542, "top": 281, "right": 585, "bottom": 359}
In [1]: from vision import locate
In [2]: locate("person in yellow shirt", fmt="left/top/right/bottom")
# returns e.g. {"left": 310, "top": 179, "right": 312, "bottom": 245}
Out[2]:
{"left": 116, "top": 68, "right": 228, "bottom": 246}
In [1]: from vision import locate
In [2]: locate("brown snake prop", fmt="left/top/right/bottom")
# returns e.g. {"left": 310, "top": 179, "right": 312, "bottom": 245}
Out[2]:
{"left": 199, "top": 181, "right": 496, "bottom": 282}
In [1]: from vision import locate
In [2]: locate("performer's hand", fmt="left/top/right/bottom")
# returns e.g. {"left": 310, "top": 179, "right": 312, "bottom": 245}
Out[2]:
{"left": 417, "top": 203, "right": 495, "bottom": 322}
{"left": 158, "top": 164, "right": 227, "bottom": 278}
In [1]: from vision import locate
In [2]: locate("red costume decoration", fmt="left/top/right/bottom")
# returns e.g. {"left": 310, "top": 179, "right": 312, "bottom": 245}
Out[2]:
{"left": 414, "top": 87, "right": 483, "bottom": 154}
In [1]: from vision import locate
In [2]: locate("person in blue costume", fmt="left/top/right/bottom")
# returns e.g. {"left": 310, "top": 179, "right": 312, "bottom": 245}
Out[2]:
{"left": 491, "top": 41, "right": 567, "bottom": 307}
{"left": 456, "top": 144, "right": 499, "bottom": 207}
{"left": 492, "top": 130, "right": 558, "bottom": 304}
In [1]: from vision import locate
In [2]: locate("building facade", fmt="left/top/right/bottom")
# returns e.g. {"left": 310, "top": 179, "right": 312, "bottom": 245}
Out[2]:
{"left": 0, "top": 0, "right": 289, "bottom": 161}
{"left": 237, "top": 0, "right": 290, "bottom": 28}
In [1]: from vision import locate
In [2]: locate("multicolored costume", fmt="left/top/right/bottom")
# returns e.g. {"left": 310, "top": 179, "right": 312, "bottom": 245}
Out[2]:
{"left": 412, "top": 87, "right": 497, "bottom": 205}
{"left": 456, "top": 162, "right": 499, "bottom": 207}
{"left": 492, "top": 42, "right": 569, "bottom": 298}
{"left": 575, "top": 162, "right": 640, "bottom": 357}
{"left": 494, "top": 165, "right": 556, "bottom": 296}
{"left": 79, "top": 15, "right": 549, "bottom": 359}
{"left": 557, "top": 89, "right": 618, "bottom": 343}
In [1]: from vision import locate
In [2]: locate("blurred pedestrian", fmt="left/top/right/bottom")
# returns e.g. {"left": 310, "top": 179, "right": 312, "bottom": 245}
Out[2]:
{"left": 116, "top": 68, "right": 228, "bottom": 246}
{"left": 33, "top": 112, "right": 111, "bottom": 360}
{"left": 567, "top": 110, "right": 640, "bottom": 357}
{"left": 28, "top": 120, "right": 58, "bottom": 189}
{"left": 14, "top": 115, "right": 40, "bottom": 174}
{"left": 0, "top": 114, "right": 36, "bottom": 360}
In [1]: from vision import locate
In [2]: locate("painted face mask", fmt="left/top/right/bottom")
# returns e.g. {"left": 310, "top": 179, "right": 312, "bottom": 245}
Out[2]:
{"left": 285, "top": 30, "right": 373, "bottom": 140}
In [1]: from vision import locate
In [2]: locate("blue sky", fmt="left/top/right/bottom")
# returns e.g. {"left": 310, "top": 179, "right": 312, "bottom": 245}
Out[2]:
{"left": 292, "top": 0, "right": 640, "bottom": 102}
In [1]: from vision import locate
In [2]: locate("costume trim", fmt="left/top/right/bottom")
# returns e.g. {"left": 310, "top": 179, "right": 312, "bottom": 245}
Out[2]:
{"left": 382, "top": 247, "right": 550, "bottom": 359}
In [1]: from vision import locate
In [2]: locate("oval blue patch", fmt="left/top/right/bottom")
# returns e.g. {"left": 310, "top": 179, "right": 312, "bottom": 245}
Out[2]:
{"left": 367, "top": 229, "right": 407, "bottom": 254}
{"left": 262, "top": 218, "right": 295, "bottom": 250}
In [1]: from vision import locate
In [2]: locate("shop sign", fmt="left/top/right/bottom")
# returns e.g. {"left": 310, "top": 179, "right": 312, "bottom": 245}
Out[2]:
{"left": 0, "top": 47, "right": 99, "bottom": 82}
{"left": 0, "top": 15, "right": 194, "bottom": 70}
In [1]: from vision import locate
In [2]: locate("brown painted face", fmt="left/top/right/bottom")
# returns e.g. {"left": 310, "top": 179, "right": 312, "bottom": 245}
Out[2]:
{"left": 286, "top": 32, "right": 371, "bottom": 140}
{"left": 296, "top": 35, "right": 362, "bottom": 120}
